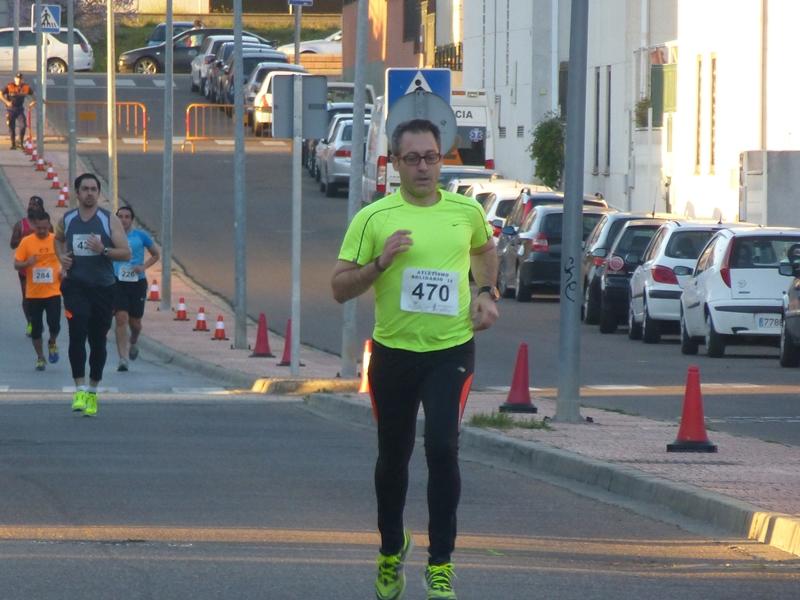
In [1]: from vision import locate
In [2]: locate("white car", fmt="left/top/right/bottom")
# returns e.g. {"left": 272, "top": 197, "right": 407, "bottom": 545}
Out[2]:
{"left": 628, "top": 221, "right": 734, "bottom": 343}
{"left": 251, "top": 67, "right": 308, "bottom": 135}
{"left": 679, "top": 227, "right": 800, "bottom": 357}
{"left": 276, "top": 30, "right": 342, "bottom": 55}
{"left": 318, "top": 118, "right": 371, "bottom": 197}
{"left": 190, "top": 35, "right": 258, "bottom": 93}
{"left": 0, "top": 27, "right": 93, "bottom": 73}
{"left": 480, "top": 189, "right": 526, "bottom": 237}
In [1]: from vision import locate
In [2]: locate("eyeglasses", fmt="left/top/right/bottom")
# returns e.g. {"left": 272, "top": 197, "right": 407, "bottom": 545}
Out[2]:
{"left": 399, "top": 152, "right": 442, "bottom": 166}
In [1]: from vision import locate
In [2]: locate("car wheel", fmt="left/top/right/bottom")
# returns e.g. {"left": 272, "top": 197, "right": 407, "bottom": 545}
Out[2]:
{"left": 325, "top": 176, "right": 337, "bottom": 197}
{"left": 779, "top": 318, "right": 800, "bottom": 367}
{"left": 47, "top": 58, "right": 67, "bottom": 74}
{"left": 705, "top": 312, "right": 725, "bottom": 358}
{"left": 627, "top": 304, "right": 642, "bottom": 340}
{"left": 598, "top": 295, "right": 617, "bottom": 334}
{"left": 498, "top": 267, "right": 515, "bottom": 299}
{"left": 680, "top": 309, "right": 699, "bottom": 355}
{"left": 253, "top": 122, "right": 262, "bottom": 137}
{"left": 314, "top": 163, "right": 321, "bottom": 182}
{"left": 514, "top": 266, "right": 532, "bottom": 303}
{"left": 203, "top": 78, "right": 211, "bottom": 98}
{"left": 134, "top": 57, "right": 160, "bottom": 74}
{"left": 641, "top": 302, "right": 661, "bottom": 344}
{"left": 582, "top": 280, "right": 600, "bottom": 325}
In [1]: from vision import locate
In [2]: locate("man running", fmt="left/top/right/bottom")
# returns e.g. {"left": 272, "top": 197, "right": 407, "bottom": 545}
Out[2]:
{"left": 1, "top": 72, "right": 34, "bottom": 150}
{"left": 55, "top": 173, "right": 130, "bottom": 417}
{"left": 113, "top": 205, "right": 160, "bottom": 372}
{"left": 331, "top": 119, "right": 500, "bottom": 600}
{"left": 10, "top": 196, "right": 46, "bottom": 336}
{"left": 13, "top": 210, "right": 62, "bottom": 371}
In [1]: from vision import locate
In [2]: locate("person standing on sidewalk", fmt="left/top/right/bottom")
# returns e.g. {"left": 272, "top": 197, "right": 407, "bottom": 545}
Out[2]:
{"left": 13, "top": 210, "right": 62, "bottom": 371}
{"left": 1, "top": 72, "right": 35, "bottom": 150}
{"left": 112, "top": 205, "right": 160, "bottom": 372}
{"left": 55, "top": 173, "right": 130, "bottom": 417}
{"left": 10, "top": 195, "right": 46, "bottom": 336}
{"left": 331, "top": 119, "right": 500, "bottom": 600}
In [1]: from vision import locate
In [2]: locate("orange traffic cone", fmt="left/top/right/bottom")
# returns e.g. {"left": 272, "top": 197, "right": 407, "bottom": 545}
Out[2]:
{"left": 23, "top": 140, "right": 32, "bottom": 155}
{"left": 211, "top": 315, "right": 229, "bottom": 341}
{"left": 56, "top": 191, "right": 67, "bottom": 208}
{"left": 276, "top": 318, "right": 305, "bottom": 366}
{"left": 193, "top": 306, "right": 209, "bottom": 331}
{"left": 250, "top": 313, "right": 274, "bottom": 357}
{"left": 499, "top": 342, "right": 537, "bottom": 413}
{"left": 147, "top": 279, "right": 160, "bottom": 301}
{"left": 35, "top": 157, "right": 45, "bottom": 171}
{"left": 51, "top": 173, "right": 60, "bottom": 189}
{"left": 667, "top": 366, "right": 717, "bottom": 452}
{"left": 358, "top": 339, "right": 372, "bottom": 393}
{"left": 61, "top": 184, "right": 69, "bottom": 201}
{"left": 30, "top": 148, "right": 37, "bottom": 162}
{"left": 45, "top": 163, "right": 55, "bottom": 179}
{"left": 174, "top": 297, "right": 189, "bottom": 321}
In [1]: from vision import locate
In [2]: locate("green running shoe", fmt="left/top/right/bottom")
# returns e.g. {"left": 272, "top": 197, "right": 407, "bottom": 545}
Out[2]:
{"left": 424, "top": 563, "right": 456, "bottom": 600}
{"left": 48, "top": 343, "right": 59, "bottom": 364}
{"left": 35, "top": 358, "right": 46, "bottom": 371}
{"left": 71, "top": 390, "right": 86, "bottom": 412}
{"left": 375, "top": 529, "right": 413, "bottom": 600}
{"left": 25, "top": 322, "right": 32, "bottom": 337}
{"left": 83, "top": 392, "right": 98, "bottom": 417}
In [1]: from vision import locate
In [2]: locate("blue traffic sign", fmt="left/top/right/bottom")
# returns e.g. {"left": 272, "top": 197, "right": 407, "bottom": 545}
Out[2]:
{"left": 288, "top": 0, "right": 313, "bottom": 6}
{"left": 32, "top": 4, "right": 61, "bottom": 34}
{"left": 386, "top": 68, "right": 451, "bottom": 111}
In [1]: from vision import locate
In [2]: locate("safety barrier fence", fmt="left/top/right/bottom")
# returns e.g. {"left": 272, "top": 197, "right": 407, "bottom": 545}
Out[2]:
{"left": 183, "top": 103, "right": 270, "bottom": 153}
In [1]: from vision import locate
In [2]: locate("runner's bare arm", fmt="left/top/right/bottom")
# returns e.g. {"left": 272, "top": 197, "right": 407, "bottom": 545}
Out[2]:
{"left": 470, "top": 239, "right": 499, "bottom": 331}
{"left": 108, "top": 213, "right": 132, "bottom": 261}
{"left": 137, "top": 242, "right": 161, "bottom": 272}
{"left": 54, "top": 217, "right": 72, "bottom": 270}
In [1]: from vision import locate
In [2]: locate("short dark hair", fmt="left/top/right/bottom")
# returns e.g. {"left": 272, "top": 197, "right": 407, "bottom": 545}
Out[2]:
{"left": 75, "top": 173, "right": 101, "bottom": 192}
{"left": 30, "top": 210, "right": 50, "bottom": 222}
{"left": 29, "top": 195, "right": 44, "bottom": 208}
{"left": 116, "top": 205, "right": 135, "bottom": 220}
{"left": 390, "top": 119, "right": 441, "bottom": 157}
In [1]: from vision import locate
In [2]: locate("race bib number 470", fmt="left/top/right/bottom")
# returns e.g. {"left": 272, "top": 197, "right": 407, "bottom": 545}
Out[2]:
{"left": 400, "top": 268, "right": 459, "bottom": 316}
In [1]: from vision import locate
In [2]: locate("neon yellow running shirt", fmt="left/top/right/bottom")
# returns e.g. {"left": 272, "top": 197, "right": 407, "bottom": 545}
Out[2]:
{"left": 338, "top": 189, "right": 492, "bottom": 352}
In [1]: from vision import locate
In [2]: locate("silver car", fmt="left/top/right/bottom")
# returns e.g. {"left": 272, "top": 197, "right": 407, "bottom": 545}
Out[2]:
{"left": 318, "top": 118, "right": 370, "bottom": 197}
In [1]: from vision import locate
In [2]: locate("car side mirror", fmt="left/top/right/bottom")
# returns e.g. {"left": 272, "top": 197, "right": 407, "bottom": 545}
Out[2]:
{"left": 591, "top": 247, "right": 607, "bottom": 258}
{"left": 779, "top": 261, "right": 794, "bottom": 276}
{"left": 501, "top": 225, "right": 517, "bottom": 237}
{"left": 490, "top": 219, "right": 503, "bottom": 229}
{"left": 624, "top": 253, "right": 642, "bottom": 266}
{"left": 673, "top": 265, "right": 694, "bottom": 277}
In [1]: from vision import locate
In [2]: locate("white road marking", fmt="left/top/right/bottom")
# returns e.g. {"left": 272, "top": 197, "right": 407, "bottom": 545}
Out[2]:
{"left": 121, "top": 138, "right": 144, "bottom": 145}
{"left": 77, "top": 137, "right": 102, "bottom": 144}
{"left": 115, "top": 79, "right": 136, "bottom": 87}
{"left": 62, "top": 386, "right": 118, "bottom": 393}
{"left": 0, "top": 386, "right": 9, "bottom": 392}
{"left": 214, "top": 140, "right": 235, "bottom": 145}
{"left": 74, "top": 79, "right": 96, "bottom": 86}
{"left": 171, "top": 387, "right": 228, "bottom": 395}
{"left": 153, "top": 80, "right": 177, "bottom": 88}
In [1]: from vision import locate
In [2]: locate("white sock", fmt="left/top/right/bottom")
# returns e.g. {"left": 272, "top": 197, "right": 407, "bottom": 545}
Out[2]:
{"left": 87, "top": 385, "right": 98, "bottom": 394}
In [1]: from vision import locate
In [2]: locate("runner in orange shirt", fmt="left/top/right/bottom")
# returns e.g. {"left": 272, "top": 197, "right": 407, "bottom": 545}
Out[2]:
{"left": 14, "top": 211, "right": 62, "bottom": 371}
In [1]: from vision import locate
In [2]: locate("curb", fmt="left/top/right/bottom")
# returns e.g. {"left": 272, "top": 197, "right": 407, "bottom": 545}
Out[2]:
{"left": 305, "top": 392, "right": 800, "bottom": 558}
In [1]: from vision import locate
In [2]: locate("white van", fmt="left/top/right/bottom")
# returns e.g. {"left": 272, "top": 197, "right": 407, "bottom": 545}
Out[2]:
{"left": 362, "top": 89, "right": 496, "bottom": 204}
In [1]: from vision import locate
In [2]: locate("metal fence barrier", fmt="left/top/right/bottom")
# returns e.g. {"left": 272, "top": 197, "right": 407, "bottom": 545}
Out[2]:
{"left": 183, "top": 102, "right": 266, "bottom": 153}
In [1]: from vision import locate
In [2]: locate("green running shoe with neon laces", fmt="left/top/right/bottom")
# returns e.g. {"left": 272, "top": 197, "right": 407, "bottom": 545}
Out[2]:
{"left": 35, "top": 358, "right": 46, "bottom": 371}
{"left": 425, "top": 563, "right": 456, "bottom": 600}
{"left": 48, "top": 343, "right": 59, "bottom": 364}
{"left": 83, "top": 392, "right": 98, "bottom": 417}
{"left": 375, "top": 529, "right": 413, "bottom": 600}
{"left": 71, "top": 390, "right": 86, "bottom": 412}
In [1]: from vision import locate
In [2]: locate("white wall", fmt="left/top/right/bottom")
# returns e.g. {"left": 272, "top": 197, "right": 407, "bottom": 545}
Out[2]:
{"left": 133, "top": 0, "right": 209, "bottom": 13}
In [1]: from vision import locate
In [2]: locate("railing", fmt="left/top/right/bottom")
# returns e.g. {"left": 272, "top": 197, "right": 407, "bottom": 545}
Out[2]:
{"left": 435, "top": 43, "right": 463, "bottom": 72}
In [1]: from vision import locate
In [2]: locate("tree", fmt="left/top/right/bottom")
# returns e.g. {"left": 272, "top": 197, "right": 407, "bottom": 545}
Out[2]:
{"left": 527, "top": 112, "right": 565, "bottom": 190}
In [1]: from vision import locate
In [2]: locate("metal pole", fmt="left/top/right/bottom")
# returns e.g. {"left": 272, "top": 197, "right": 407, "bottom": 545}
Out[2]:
{"left": 340, "top": 0, "right": 368, "bottom": 378}
{"left": 34, "top": 0, "right": 43, "bottom": 155}
{"left": 554, "top": 0, "right": 589, "bottom": 423}
{"left": 290, "top": 7, "right": 303, "bottom": 376}
{"left": 232, "top": 0, "right": 247, "bottom": 349}
{"left": 12, "top": 0, "right": 19, "bottom": 75}
{"left": 106, "top": 0, "right": 118, "bottom": 210}
{"left": 160, "top": 1, "right": 174, "bottom": 313}
{"left": 67, "top": 0, "right": 76, "bottom": 206}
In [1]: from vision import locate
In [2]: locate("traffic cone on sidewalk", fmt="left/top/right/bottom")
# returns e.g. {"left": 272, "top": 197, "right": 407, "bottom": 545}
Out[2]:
{"left": 358, "top": 339, "right": 372, "bottom": 393}
{"left": 30, "top": 148, "right": 37, "bottom": 162}
{"left": 211, "top": 315, "right": 229, "bottom": 341}
{"left": 667, "top": 365, "right": 717, "bottom": 452}
{"left": 61, "top": 184, "right": 69, "bottom": 202}
{"left": 45, "top": 163, "right": 55, "bottom": 179}
{"left": 174, "top": 297, "right": 189, "bottom": 321}
{"left": 276, "top": 319, "right": 303, "bottom": 366}
{"left": 147, "top": 279, "right": 160, "bottom": 301}
{"left": 499, "top": 342, "right": 537, "bottom": 413}
{"left": 193, "top": 307, "right": 209, "bottom": 331}
{"left": 23, "top": 140, "right": 32, "bottom": 155}
{"left": 56, "top": 191, "right": 67, "bottom": 208}
{"left": 51, "top": 173, "right": 60, "bottom": 189}
{"left": 250, "top": 313, "right": 274, "bottom": 357}
{"left": 35, "top": 157, "right": 45, "bottom": 171}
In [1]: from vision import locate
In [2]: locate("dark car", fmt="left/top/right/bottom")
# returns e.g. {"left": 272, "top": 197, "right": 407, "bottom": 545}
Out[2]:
{"left": 598, "top": 219, "right": 673, "bottom": 333}
{"left": 222, "top": 52, "right": 289, "bottom": 111}
{"left": 117, "top": 28, "right": 273, "bottom": 74}
{"left": 205, "top": 41, "right": 271, "bottom": 100}
{"left": 145, "top": 21, "right": 195, "bottom": 46}
{"left": 496, "top": 204, "right": 611, "bottom": 301}
{"left": 581, "top": 212, "right": 677, "bottom": 324}
{"left": 495, "top": 190, "right": 609, "bottom": 237}
{"left": 778, "top": 243, "right": 800, "bottom": 367}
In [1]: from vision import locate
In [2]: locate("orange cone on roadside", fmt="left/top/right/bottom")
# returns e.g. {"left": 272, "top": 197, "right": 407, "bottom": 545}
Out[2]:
{"left": 174, "top": 297, "right": 189, "bottom": 321}
{"left": 45, "top": 163, "right": 55, "bottom": 179}
{"left": 35, "top": 157, "right": 45, "bottom": 171}
{"left": 23, "top": 140, "right": 32, "bottom": 155}
{"left": 276, "top": 319, "right": 304, "bottom": 366}
{"left": 51, "top": 173, "right": 60, "bottom": 189}
{"left": 358, "top": 339, "right": 372, "bottom": 393}
{"left": 250, "top": 313, "right": 274, "bottom": 357}
{"left": 211, "top": 315, "right": 229, "bottom": 341}
{"left": 193, "top": 307, "right": 209, "bottom": 331}
{"left": 147, "top": 279, "right": 160, "bottom": 301}
{"left": 56, "top": 191, "right": 67, "bottom": 208}
{"left": 667, "top": 365, "right": 717, "bottom": 452}
{"left": 61, "top": 184, "right": 69, "bottom": 201}
{"left": 30, "top": 148, "right": 37, "bottom": 162}
{"left": 499, "top": 342, "right": 537, "bottom": 413}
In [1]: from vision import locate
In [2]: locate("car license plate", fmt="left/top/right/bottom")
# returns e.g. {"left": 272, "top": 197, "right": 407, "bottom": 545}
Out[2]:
{"left": 756, "top": 314, "right": 781, "bottom": 329}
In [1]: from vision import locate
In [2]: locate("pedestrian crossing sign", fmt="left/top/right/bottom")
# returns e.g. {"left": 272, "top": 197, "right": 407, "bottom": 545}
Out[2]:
{"left": 32, "top": 4, "right": 62, "bottom": 34}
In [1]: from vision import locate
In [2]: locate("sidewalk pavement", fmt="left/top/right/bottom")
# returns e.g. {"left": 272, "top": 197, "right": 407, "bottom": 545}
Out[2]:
{"left": 2, "top": 141, "right": 799, "bottom": 559}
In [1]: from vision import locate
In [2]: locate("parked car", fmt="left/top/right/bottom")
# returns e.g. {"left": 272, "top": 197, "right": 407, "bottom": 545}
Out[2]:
{"left": 190, "top": 35, "right": 259, "bottom": 93}
{"left": 252, "top": 67, "right": 309, "bottom": 136}
{"left": 679, "top": 227, "right": 800, "bottom": 357}
{"left": 276, "top": 30, "right": 342, "bottom": 55}
{"left": 480, "top": 189, "right": 525, "bottom": 237}
{"left": 307, "top": 102, "right": 373, "bottom": 176}
{"left": 144, "top": 21, "right": 194, "bottom": 46}
{"left": 235, "top": 55, "right": 296, "bottom": 116}
{"left": 463, "top": 180, "right": 537, "bottom": 207}
{"left": 117, "top": 28, "right": 273, "bottom": 74}
{"left": 318, "top": 118, "right": 371, "bottom": 197}
{"left": 628, "top": 221, "right": 733, "bottom": 343}
{"left": 598, "top": 218, "right": 673, "bottom": 333}
{"left": 0, "top": 27, "right": 93, "bottom": 72}
{"left": 438, "top": 166, "right": 498, "bottom": 189}
{"left": 325, "top": 81, "right": 375, "bottom": 105}
{"left": 445, "top": 175, "right": 498, "bottom": 195}
{"left": 778, "top": 243, "right": 800, "bottom": 367}
{"left": 205, "top": 41, "right": 271, "bottom": 100}
{"left": 313, "top": 110, "right": 358, "bottom": 180}
{"left": 496, "top": 204, "right": 611, "bottom": 301}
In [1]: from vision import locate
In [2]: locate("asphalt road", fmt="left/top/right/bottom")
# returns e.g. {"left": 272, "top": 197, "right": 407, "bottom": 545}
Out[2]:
{"left": 40, "top": 73, "right": 800, "bottom": 446}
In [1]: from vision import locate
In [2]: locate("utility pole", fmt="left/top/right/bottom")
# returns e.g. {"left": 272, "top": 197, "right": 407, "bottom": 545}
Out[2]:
{"left": 160, "top": 0, "right": 174, "bottom": 313}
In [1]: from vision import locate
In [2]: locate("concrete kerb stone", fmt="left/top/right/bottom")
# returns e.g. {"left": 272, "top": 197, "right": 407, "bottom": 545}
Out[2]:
{"left": 305, "top": 392, "right": 800, "bottom": 558}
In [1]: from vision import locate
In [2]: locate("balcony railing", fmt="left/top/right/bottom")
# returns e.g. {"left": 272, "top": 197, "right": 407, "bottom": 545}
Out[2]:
{"left": 434, "top": 42, "right": 463, "bottom": 71}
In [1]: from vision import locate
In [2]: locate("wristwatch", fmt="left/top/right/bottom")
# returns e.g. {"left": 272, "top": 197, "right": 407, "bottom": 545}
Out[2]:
{"left": 102, "top": 247, "right": 110, "bottom": 256}
{"left": 477, "top": 285, "right": 500, "bottom": 301}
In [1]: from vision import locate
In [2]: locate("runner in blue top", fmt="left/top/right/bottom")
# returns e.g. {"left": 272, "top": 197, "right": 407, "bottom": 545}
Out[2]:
{"left": 112, "top": 205, "right": 160, "bottom": 372}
